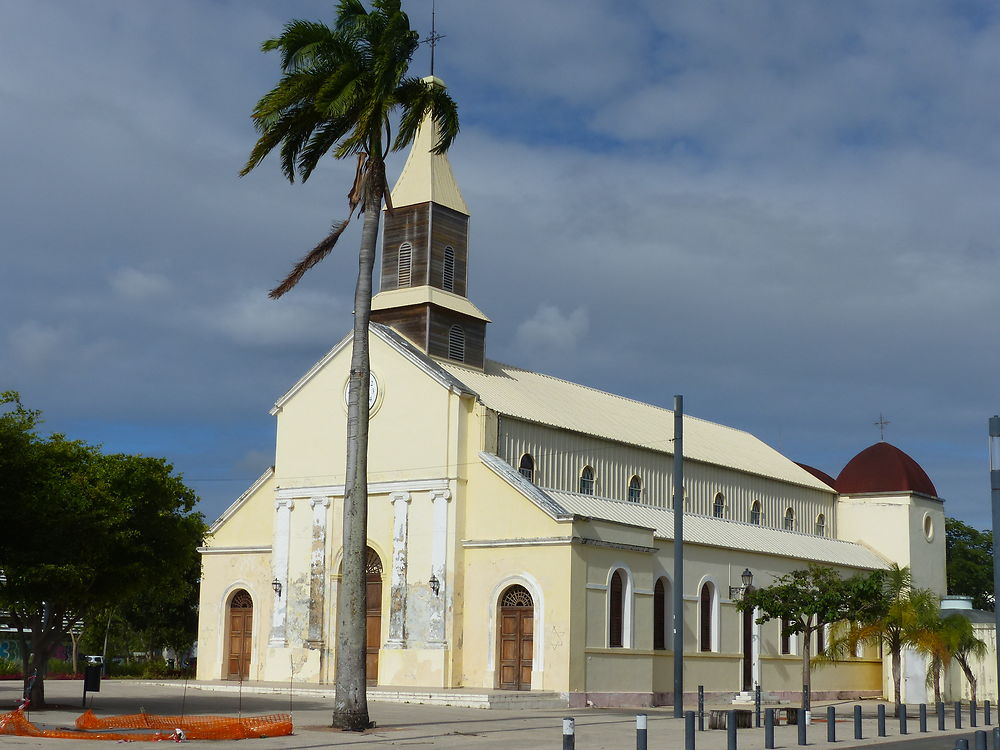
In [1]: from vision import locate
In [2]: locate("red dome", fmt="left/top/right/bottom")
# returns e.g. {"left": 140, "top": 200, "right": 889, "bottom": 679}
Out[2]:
{"left": 836, "top": 442, "right": 938, "bottom": 497}
{"left": 796, "top": 462, "right": 838, "bottom": 489}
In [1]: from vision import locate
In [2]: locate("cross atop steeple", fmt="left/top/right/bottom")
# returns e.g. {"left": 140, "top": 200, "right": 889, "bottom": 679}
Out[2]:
{"left": 421, "top": 0, "right": 446, "bottom": 76}
{"left": 874, "top": 413, "right": 891, "bottom": 442}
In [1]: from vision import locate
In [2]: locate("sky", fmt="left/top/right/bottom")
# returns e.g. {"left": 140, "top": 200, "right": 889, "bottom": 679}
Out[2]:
{"left": 2, "top": 1, "right": 999, "bottom": 529}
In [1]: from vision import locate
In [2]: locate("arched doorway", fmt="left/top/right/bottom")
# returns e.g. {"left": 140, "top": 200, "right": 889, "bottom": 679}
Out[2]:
{"left": 497, "top": 584, "right": 533, "bottom": 690}
{"left": 226, "top": 589, "right": 253, "bottom": 680}
{"left": 364, "top": 547, "right": 383, "bottom": 686}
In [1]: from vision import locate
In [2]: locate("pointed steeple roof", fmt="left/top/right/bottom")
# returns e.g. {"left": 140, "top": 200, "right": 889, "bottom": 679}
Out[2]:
{"left": 390, "top": 76, "right": 468, "bottom": 215}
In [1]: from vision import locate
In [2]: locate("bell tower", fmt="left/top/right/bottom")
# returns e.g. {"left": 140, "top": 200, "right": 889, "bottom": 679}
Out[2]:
{"left": 371, "top": 77, "right": 490, "bottom": 369}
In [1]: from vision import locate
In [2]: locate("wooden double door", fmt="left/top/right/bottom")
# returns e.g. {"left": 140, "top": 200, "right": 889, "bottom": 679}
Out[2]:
{"left": 365, "top": 551, "right": 383, "bottom": 685}
{"left": 227, "top": 590, "right": 253, "bottom": 680}
{"left": 497, "top": 585, "right": 533, "bottom": 691}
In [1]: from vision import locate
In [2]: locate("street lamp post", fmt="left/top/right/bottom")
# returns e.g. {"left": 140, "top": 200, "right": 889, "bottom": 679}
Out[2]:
{"left": 990, "top": 416, "right": 1000, "bottom": 701}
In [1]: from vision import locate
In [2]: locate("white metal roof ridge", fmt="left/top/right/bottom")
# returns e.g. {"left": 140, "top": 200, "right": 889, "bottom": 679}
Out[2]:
{"left": 543, "top": 487, "right": 889, "bottom": 570}
{"left": 479, "top": 451, "right": 574, "bottom": 521}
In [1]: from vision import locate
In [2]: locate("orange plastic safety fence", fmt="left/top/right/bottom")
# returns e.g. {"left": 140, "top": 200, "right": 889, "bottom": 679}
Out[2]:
{"left": 0, "top": 708, "right": 293, "bottom": 741}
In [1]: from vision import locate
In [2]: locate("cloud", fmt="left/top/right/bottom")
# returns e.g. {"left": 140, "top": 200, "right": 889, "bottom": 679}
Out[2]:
{"left": 6, "top": 320, "right": 69, "bottom": 369}
{"left": 514, "top": 305, "right": 590, "bottom": 358}
{"left": 110, "top": 268, "right": 172, "bottom": 299}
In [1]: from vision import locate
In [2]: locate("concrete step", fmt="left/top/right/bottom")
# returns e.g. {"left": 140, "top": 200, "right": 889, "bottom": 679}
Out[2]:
{"left": 368, "top": 687, "right": 567, "bottom": 710}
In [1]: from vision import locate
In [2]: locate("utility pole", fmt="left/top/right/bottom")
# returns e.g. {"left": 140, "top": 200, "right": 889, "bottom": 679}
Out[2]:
{"left": 989, "top": 415, "right": 1000, "bottom": 700}
{"left": 673, "top": 395, "right": 684, "bottom": 717}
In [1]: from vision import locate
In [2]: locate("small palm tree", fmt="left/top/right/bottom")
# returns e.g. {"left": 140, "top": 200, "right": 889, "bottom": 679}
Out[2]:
{"left": 914, "top": 611, "right": 958, "bottom": 705}
{"left": 949, "top": 615, "right": 989, "bottom": 705}
{"left": 241, "top": 0, "right": 458, "bottom": 731}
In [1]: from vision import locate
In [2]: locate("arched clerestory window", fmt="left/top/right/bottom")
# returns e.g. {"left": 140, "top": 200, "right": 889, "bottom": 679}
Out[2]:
{"left": 519, "top": 454, "right": 535, "bottom": 482}
{"left": 815, "top": 513, "right": 826, "bottom": 537}
{"left": 628, "top": 475, "right": 642, "bottom": 502}
{"left": 713, "top": 493, "right": 725, "bottom": 518}
{"left": 579, "top": 466, "right": 595, "bottom": 495}
{"left": 783, "top": 507, "right": 795, "bottom": 531}
{"left": 750, "top": 501, "right": 762, "bottom": 525}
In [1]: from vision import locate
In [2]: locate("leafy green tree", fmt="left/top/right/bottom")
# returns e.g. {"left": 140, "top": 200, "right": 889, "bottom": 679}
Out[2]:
{"left": 241, "top": 0, "right": 458, "bottom": 731}
{"left": 946, "top": 517, "right": 993, "bottom": 610}
{"left": 738, "top": 565, "right": 884, "bottom": 713}
{"left": 0, "top": 392, "right": 205, "bottom": 706}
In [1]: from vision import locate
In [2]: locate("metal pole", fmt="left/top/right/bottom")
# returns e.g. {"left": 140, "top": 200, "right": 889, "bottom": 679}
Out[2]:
{"left": 854, "top": 705, "right": 863, "bottom": 739}
{"left": 978, "top": 730, "right": 988, "bottom": 750}
{"left": 685, "top": 710, "right": 696, "bottom": 750}
{"left": 992, "top": 726, "right": 999, "bottom": 750}
{"left": 798, "top": 708, "right": 807, "bottom": 746}
{"left": 920, "top": 703, "right": 927, "bottom": 732}
{"left": 562, "top": 717, "right": 575, "bottom": 750}
{"left": 986, "top": 700, "right": 992, "bottom": 725}
{"left": 900, "top": 703, "right": 908, "bottom": 734}
{"left": 939, "top": 702, "right": 947, "bottom": 731}
{"left": 756, "top": 683, "right": 762, "bottom": 728}
{"left": 878, "top": 704, "right": 886, "bottom": 736}
{"left": 727, "top": 710, "right": 738, "bottom": 750}
{"left": 959, "top": 739, "right": 970, "bottom": 750}
{"left": 990, "top": 416, "right": 1000, "bottom": 708}
{"left": 765, "top": 708, "right": 775, "bottom": 749}
{"left": 959, "top": 702, "right": 965, "bottom": 729}
{"left": 827, "top": 705, "right": 836, "bottom": 742}
{"left": 636, "top": 713, "right": 647, "bottom": 750}
{"left": 698, "top": 685, "right": 705, "bottom": 731}
{"left": 975, "top": 701, "right": 980, "bottom": 727}
{"left": 673, "top": 396, "right": 685, "bottom": 718}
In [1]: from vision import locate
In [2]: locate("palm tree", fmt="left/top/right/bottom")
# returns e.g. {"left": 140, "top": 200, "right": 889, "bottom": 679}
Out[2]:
{"left": 949, "top": 615, "right": 988, "bottom": 705}
{"left": 241, "top": 0, "right": 458, "bottom": 731}
{"left": 914, "top": 611, "right": 958, "bottom": 705}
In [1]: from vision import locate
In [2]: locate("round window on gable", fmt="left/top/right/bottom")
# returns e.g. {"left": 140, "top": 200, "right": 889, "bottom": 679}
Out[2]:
{"left": 923, "top": 512, "right": 934, "bottom": 542}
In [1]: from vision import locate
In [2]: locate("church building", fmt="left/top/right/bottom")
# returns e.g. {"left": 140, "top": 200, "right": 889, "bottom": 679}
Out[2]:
{"left": 197, "top": 91, "right": 949, "bottom": 707}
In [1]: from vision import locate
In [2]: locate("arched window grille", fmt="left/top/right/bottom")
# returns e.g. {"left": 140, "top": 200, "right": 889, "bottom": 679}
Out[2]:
{"left": 750, "top": 501, "right": 762, "bottom": 525}
{"left": 442, "top": 246, "right": 455, "bottom": 292}
{"left": 397, "top": 242, "right": 412, "bottom": 287}
{"left": 815, "top": 513, "right": 826, "bottom": 536}
{"left": 519, "top": 454, "right": 535, "bottom": 482}
{"left": 713, "top": 493, "right": 725, "bottom": 518}
{"left": 783, "top": 507, "right": 795, "bottom": 531}
{"left": 609, "top": 569, "right": 625, "bottom": 648}
{"left": 447, "top": 325, "right": 465, "bottom": 361}
{"left": 579, "top": 466, "right": 595, "bottom": 495}
{"left": 628, "top": 475, "right": 642, "bottom": 502}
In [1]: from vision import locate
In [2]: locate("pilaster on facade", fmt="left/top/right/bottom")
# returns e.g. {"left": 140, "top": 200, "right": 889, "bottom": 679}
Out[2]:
{"left": 428, "top": 489, "right": 452, "bottom": 647}
{"left": 306, "top": 495, "right": 331, "bottom": 648}
{"left": 386, "top": 491, "right": 412, "bottom": 648}
{"left": 269, "top": 497, "right": 294, "bottom": 647}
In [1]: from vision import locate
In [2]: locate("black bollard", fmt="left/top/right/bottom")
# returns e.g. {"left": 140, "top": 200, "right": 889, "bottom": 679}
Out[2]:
{"left": 636, "top": 713, "right": 647, "bottom": 750}
{"left": 765, "top": 708, "right": 775, "bottom": 750}
{"left": 685, "top": 710, "right": 696, "bottom": 750}
{"left": 987, "top": 700, "right": 992, "bottom": 726}
{"left": 698, "top": 685, "right": 705, "bottom": 732}
{"left": 959, "top": 739, "right": 970, "bottom": 750}
{"left": 974, "top": 701, "right": 980, "bottom": 728}
{"left": 920, "top": 703, "right": 927, "bottom": 732}
{"left": 900, "top": 703, "right": 908, "bottom": 735}
{"left": 878, "top": 703, "right": 887, "bottom": 737}
{"left": 854, "top": 704, "right": 863, "bottom": 740}
{"left": 977, "top": 730, "right": 988, "bottom": 750}
{"left": 940, "top": 702, "right": 947, "bottom": 731}
{"left": 756, "top": 683, "right": 762, "bottom": 728}
{"left": 992, "top": 726, "right": 999, "bottom": 750}
{"left": 798, "top": 709, "right": 807, "bottom": 746}
{"left": 728, "top": 710, "right": 738, "bottom": 750}
{"left": 958, "top": 702, "right": 965, "bottom": 729}
{"left": 562, "top": 717, "right": 575, "bottom": 750}
{"left": 828, "top": 705, "right": 836, "bottom": 742}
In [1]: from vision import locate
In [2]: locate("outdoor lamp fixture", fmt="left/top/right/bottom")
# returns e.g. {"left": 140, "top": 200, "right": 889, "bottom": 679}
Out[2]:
{"left": 729, "top": 568, "right": 753, "bottom": 599}
{"left": 271, "top": 578, "right": 282, "bottom": 598}
{"left": 428, "top": 573, "right": 440, "bottom": 597}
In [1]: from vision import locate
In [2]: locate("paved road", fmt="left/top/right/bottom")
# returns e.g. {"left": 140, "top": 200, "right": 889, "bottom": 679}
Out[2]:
{"left": 0, "top": 680, "right": 992, "bottom": 749}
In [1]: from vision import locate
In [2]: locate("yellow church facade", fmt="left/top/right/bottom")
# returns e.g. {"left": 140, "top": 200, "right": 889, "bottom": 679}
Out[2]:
{"left": 197, "top": 103, "right": 948, "bottom": 707}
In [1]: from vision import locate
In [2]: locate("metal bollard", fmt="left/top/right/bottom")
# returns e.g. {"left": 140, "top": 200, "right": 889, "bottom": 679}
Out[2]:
{"left": 959, "top": 739, "right": 970, "bottom": 750}
{"left": 974, "top": 701, "right": 980, "bottom": 728}
{"left": 977, "top": 730, "right": 988, "bottom": 750}
{"left": 992, "top": 726, "right": 999, "bottom": 750}
{"left": 827, "top": 705, "right": 836, "bottom": 742}
{"left": 958, "top": 702, "right": 965, "bottom": 729}
{"left": 877, "top": 703, "right": 886, "bottom": 737}
{"left": 920, "top": 703, "right": 927, "bottom": 732}
{"left": 798, "top": 709, "right": 807, "bottom": 746}
{"left": 900, "top": 703, "right": 908, "bottom": 735}
{"left": 765, "top": 708, "right": 775, "bottom": 750}
{"left": 685, "top": 710, "right": 696, "bottom": 750}
{"left": 987, "top": 700, "right": 992, "bottom": 726}
{"left": 854, "top": 704, "right": 863, "bottom": 740}
{"left": 698, "top": 685, "right": 705, "bottom": 732}
{"left": 562, "top": 717, "right": 575, "bottom": 750}
{"left": 636, "top": 713, "right": 647, "bottom": 750}
{"left": 940, "top": 702, "right": 947, "bottom": 731}
{"left": 756, "top": 683, "right": 762, "bottom": 728}
{"left": 728, "top": 710, "right": 738, "bottom": 750}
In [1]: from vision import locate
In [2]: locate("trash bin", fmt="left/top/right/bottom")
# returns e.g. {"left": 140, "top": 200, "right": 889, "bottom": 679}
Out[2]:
{"left": 84, "top": 665, "right": 101, "bottom": 693}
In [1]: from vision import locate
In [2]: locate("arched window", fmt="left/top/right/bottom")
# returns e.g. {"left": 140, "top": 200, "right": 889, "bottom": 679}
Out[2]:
{"left": 653, "top": 577, "right": 671, "bottom": 651}
{"left": 815, "top": 621, "right": 827, "bottom": 654}
{"left": 628, "top": 475, "right": 642, "bottom": 502}
{"left": 447, "top": 325, "right": 465, "bottom": 361}
{"left": 780, "top": 617, "right": 793, "bottom": 655}
{"left": 519, "top": 454, "right": 535, "bottom": 482}
{"left": 783, "top": 507, "right": 795, "bottom": 531}
{"left": 609, "top": 569, "right": 625, "bottom": 648}
{"left": 815, "top": 514, "right": 826, "bottom": 537}
{"left": 397, "top": 242, "right": 412, "bottom": 287}
{"left": 713, "top": 493, "right": 725, "bottom": 518}
{"left": 442, "top": 246, "right": 455, "bottom": 292}
{"left": 699, "top": 582, "right": 716, "bottom": 652}
{"left": 750, "top": 501, "right": 762, "bottom": 525}
{"left": 579, "top": 466, "right": 595, "bottom": 495}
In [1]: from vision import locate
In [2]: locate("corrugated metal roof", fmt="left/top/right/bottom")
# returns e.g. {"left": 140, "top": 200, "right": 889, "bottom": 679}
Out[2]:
{"left": 545, "top": 488, "right": 889, "bottom": 570}
{"left": 445, "top": 360, "right": 832, "bottom": 492}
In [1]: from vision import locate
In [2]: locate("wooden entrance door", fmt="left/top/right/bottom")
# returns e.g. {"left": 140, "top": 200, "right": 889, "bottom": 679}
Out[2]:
{"left": 226, "top": 590, "right": 253, "bottom": 680}
{"left": 365, "top": 548, "right": 383, "bottom": 686}
{"left": 742, "top": 600, "right": 754, "bottom": 691}
{"left": 497, "top": 585, "right": 533, "bottom": 691}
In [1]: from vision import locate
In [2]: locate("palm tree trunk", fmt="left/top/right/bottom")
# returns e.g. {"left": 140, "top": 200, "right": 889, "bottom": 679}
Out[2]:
{"left": 331, "top": 169, "right": 380, "bottom": 732}
{"left": 891, "top": 646, "right": 902, "bottom": 717}
{"left": 957, "top": 656, "right": 978, "bottom": 706}
{"left": 932, "top": 658, "right": 941, "bottom": 705}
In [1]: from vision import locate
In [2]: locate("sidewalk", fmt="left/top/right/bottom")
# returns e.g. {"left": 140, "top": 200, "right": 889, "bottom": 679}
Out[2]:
{"left": 0, "top": 679, "right": 988, "bottom": 749}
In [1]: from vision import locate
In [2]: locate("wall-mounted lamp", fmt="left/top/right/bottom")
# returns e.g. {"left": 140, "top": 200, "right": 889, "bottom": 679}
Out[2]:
{"left": 428, "top": 573, "right": 440, "bottom": 597}
{"left": 272, "top": 578, "right": 283, "bottom": 598}
{"left": 729, "top": 568, "right": 753, "bottom": 599}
